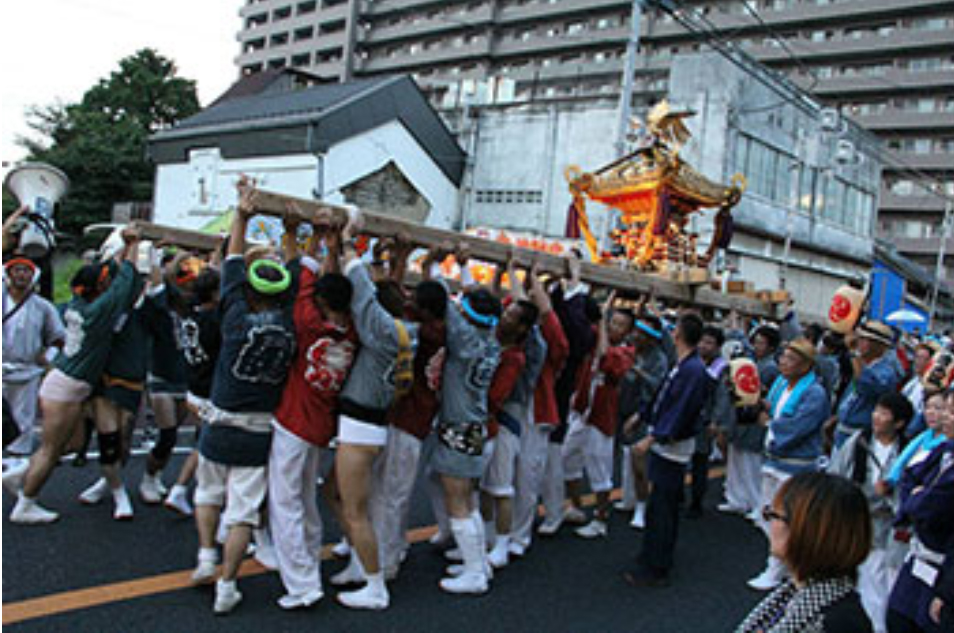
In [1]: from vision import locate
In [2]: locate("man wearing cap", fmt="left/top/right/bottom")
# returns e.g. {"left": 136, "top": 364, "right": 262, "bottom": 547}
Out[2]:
{"left": 831, "top": 321, "right": 902, "bottom": 449}
{"left": 748, "top": 337, "right": 830, "bottom": 591}
{"left": 2, "top": 256, "right": 64, "bottom": 458}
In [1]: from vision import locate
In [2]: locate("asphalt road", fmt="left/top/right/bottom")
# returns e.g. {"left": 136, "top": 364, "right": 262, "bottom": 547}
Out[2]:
{"left": 3, "top": 449, "right": 768, "bottom": 633}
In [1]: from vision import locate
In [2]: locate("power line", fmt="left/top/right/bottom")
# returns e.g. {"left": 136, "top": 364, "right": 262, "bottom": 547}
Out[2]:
{"left": 650, "top": 0, "right": 954, "bottom": 205}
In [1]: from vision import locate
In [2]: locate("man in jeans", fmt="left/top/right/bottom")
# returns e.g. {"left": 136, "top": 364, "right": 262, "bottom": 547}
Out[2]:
{"left": 624, "top": 313, "right": 710, "bottom": 587}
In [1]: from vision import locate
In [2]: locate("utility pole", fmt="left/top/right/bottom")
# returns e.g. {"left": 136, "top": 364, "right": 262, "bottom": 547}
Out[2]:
{"left": 930, "top": 199, "right": 954, "bottom": 329}
{"left": 615, "top": 0, "right": 644, "bottom": 158}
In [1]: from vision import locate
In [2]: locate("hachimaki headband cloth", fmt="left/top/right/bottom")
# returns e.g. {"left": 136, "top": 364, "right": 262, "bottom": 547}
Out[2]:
{"left": 248, "top": 259, "right": 290, "bottom": 295}
{"left": 461, "top": 295, "right": 499, "bottom": 328}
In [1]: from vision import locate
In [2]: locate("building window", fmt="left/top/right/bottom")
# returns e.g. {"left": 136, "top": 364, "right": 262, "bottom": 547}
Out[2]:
{"left": 319, "top": 20, "right": 346, "bottom": 34}
{"left": 244, "top": 37, "right": 266, "bottom": 53}
{"left": 474, "top": 190, "right": 543, "bottom": 205}
{"left": 270, "top": 32, "right": 289, "bottom": 46}
{"left": 294, "top": 26, "right": 314, "bottom": 41}
{"left": 273, "top": 6, "right": 292, "bottom": 21}
{"left": 297, "top": 1, "right": 316, "bottom": 14}
{"left": 246, "top": 12, "right": 268, "bottom": 28}
{"left": 316, "top": 47, "right": 343, "bottom": 63}
{"left": 291, "top": 53, "right": 311, "bottom": 67}
{"left": 268, "top": 58, "right": 287, "bottom": 69}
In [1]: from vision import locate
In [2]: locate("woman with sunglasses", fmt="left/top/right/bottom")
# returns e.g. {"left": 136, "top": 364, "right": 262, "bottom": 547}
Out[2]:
{"left": 737, "top": 471, "right": 873, "bottom": 632}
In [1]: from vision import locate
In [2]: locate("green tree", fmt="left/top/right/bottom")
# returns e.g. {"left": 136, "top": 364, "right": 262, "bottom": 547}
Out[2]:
{"left": 17, "top": 49, "right": 200, "bottom": 236}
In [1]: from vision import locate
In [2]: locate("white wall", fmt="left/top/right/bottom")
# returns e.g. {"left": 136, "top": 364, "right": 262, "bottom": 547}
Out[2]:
{"left": 152, "top": 119, "right": 459, "bottom": 232}
{"left": 466, "top": 104, "right": 619, "bottom": 238}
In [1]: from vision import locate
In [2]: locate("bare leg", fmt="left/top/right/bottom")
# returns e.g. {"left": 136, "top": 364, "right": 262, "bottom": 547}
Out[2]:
{"left": 565, "top": 478, "right": 585, "bottom": 510}
{"left": 175, "top": 451, "right": 199, "bottom": 486}
{"left": 195, "top": 504, "right": 221, "bottom": 550}
{"left": 495, "top": 497, "right": 513, "bottom": 535}
{"left": 441, "top": 475, "right": 473, "bottom": 519}
{"left": 221, "top": 524, "right": 252, "bottom": 581}
{"left": 594, "top": 491, "right": 610, "bottom": 522}
{"left": 335, "top": 444, "right": 382, "bottom": 575}
{"left": 22, "top": 399, "right": 84, "bottom": 498}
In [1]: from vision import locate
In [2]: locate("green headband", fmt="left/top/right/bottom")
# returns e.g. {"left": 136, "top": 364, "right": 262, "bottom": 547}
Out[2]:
{"left": 248, "top": 259, "right": 290, "bottom": 295}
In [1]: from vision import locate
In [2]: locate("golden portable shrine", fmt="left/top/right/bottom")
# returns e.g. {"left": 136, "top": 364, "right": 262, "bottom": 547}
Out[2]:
{"left": 565, "top": 100, "right": 746, "bottom": 276}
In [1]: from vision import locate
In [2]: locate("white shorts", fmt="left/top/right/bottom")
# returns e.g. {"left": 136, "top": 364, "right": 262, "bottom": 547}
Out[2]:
{"left": 562, "top": 412, "right": 614, "bottom": 493}
{"left": 337, "top": 414, "right": 388, "bottom": 447}
{"left": 38, "top": 369, "right": 93, "bottom": 404}
{"left": 481, "top": 426, "right": 520, "bottom": 497}
{"left": 194, "top": 455, "right": 267, "bottom": 528}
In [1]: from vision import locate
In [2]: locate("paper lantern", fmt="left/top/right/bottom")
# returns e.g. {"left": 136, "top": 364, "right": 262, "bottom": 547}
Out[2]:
{"left": 828, "top": 285, "right": 865, "bottom": 334}
{"left": 729, "top": 358, "right": 761, "bottom": 406}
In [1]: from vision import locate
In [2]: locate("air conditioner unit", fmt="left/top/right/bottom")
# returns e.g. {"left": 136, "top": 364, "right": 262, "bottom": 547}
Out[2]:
{"left": 835, "top": 139, "right": 856, "bottom": 165}
{"left": 820, "top": 108, "right": 841, "bottom": 132}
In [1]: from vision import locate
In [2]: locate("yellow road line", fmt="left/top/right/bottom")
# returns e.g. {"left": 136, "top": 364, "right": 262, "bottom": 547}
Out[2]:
{"left": 3, "top": 466, "right": 725, "bottom": 625}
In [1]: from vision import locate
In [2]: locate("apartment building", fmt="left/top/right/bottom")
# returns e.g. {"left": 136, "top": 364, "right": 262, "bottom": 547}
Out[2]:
{"left": 235, "top": 0, "right": 954, "bottom": 283}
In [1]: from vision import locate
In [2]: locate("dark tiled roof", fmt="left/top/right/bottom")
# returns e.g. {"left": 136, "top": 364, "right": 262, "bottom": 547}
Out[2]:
{"left": 172, "top": 76, "right": 391, "bottom": 133}
{"left": 149, "top": 73, "right": 465, "bottom": 186}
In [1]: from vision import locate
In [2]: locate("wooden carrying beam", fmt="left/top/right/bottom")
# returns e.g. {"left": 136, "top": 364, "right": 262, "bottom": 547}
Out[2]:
{"left": 132, "top": 187, "right": 776, "bottom": 318}
{"left": 129, "top": 221, "right": 224, "bottom": 253}
{"left": 247, "top": 187, "right": 777, "bottom": 318}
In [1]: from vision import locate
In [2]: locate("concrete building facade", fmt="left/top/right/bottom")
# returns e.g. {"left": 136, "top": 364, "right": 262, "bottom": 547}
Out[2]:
{"left": 462, "top": 52, "right": 884, "bottom": 320}
{"left": 235, "top": 0, "right": 954, "bottom": 288}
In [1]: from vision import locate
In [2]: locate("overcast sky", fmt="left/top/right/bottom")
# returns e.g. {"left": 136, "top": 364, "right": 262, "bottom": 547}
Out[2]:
{"left": 2, "top": 0, "right": 240, "bottom": 164}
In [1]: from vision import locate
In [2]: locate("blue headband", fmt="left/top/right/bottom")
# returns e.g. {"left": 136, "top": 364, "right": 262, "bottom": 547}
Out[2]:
{"left": 636, "top": 320, "right": 663, "bottom": 340}
{"left": 461, "top": 296, "right": 499, "bottom": 328}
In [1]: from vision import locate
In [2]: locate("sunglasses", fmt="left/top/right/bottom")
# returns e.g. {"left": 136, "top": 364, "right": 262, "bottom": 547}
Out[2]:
{"left": 762, "top": 506, "right": 789, "bottom": 524}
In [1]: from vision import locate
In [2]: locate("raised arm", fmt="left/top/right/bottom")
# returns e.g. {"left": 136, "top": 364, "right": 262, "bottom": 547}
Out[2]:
{"left": 389, "top": 232, "right": 413, "bottom": 285}
{"left": 230, "top": 177, "right": 255, "bottom": 257}
{"left": 281, "top": 202, "right": 303, "bottom": 263}
{"left": 2, "top": 206, "right": 29, "bottom": 255}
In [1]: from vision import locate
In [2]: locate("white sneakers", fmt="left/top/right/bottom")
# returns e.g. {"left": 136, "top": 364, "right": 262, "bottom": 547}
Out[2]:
{"left": 331, "top": 553, "right": 366, "bottom": 587}
{"left": 337, "top": 573, "right": 389, "bottom": 610}
{"left": 112, "top": 486, "right": 134, "bottom": 521}
{"left": 10, "top": 493, "right": 58, "bottom": 524}
{"left": 2, "top": 458, "right": 29, "bottom": 495}
{"left": 630, "top": 502, "right": 647, "bottom": 530}
{"left": 77, "top": 478, "right": 132, "bottom": 520}
{"left": 164, "top": 484, "right": 193, "bottom": 516}
{"left": 487, "top": 535, "right": 510, "bottom": 569}
{"left": 139, "top": 474, "right": 167, "bottom": 504}
{"left": 332, "top": 538, "right": 351, "bottom": 558}
{"left": 214, "top": 579, "right": 242, "bottom": 614}
{"left": 78, "top": 477, "right": 110, "bottom": 505}
{"left": 574, "top": 519, "right": 608, "bottom": 539}
{"left": 440, "top": 569, "right": 489, "bottom": 594}
{"left": 191, "top": 548, "right": 218, "bottom": 584}
{"left": 537, "top": 516, "right": 563, "bottom": 536}
{"left": 563, "top": 506, "right": 588, "bottom": 525}
{"left": 748, "top": 557, "right": 786, "bottom": 591}
{"left": 277, "top": 588, "right": 323, "bottom": 610}
{"left": 440, "top": 516, "right": 490, "bottom": 595}
{"left": 507, "top": 539, "right": 527, "bottom": 557}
